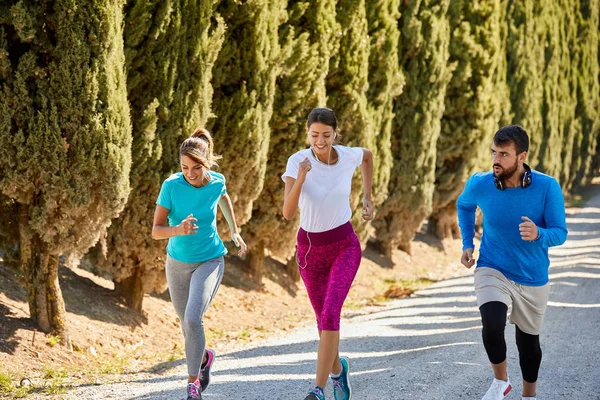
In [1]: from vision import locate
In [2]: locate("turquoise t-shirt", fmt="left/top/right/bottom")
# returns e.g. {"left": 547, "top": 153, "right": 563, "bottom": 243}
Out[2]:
{"left": 156, "top": 171, "right": 228, "bottom": 263}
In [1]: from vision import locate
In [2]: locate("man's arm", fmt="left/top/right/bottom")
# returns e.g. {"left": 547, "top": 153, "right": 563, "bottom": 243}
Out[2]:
{"left": 456, "top": 177, "right": 478, "bottom": 251}
{"left": 536, "top": 179, "right": 568, "bottom": 248}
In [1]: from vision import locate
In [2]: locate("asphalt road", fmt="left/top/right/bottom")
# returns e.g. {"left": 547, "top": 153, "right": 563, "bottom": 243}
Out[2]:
{"left": 63, "top": 190, "right": 600, "bottom": 400}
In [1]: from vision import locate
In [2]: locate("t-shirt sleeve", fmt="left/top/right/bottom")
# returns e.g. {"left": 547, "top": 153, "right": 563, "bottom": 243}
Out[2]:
{"left": 156, "top": 180, "right": 171, "bottom": 210}
{"left": 281, "top": 154, "right": 299, "bottom": 182}
{"left": 350, "top": 147, "right": 364, "bottom": 167}
{"left": 220, "top": 174, "right": 227, "bottom": 195}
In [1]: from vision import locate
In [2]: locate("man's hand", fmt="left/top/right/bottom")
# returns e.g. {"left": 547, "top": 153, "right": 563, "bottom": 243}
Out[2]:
{"left": 461, "top": 248, "right": 475, "bottom": 269}
{"left": 519, "top": 216, "right": 539, "bottom": 242}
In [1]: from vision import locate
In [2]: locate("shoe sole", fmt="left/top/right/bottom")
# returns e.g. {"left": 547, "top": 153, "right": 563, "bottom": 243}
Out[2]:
{"left": 340, "top": 356, "right": 352, "bottom": 400}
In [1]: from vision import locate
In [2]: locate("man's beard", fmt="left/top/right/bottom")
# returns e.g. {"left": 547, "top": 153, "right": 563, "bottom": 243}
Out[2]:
{"left": 494, "top": 160, "right": 519, "bottom": 181}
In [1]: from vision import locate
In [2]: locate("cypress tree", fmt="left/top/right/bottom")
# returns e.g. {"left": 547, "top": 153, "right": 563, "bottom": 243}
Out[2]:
{"left": 0, "top": 0, "right": 131, "bottom": 342}
{"left": 569, "top": 0, "right": 600, "bottom": 187}
{"left": 537, "top": 0, "right": 578, "bottom": 183}
{"left": 366, "top": 0, "right": 404, "bottom": 222}
{"left": 242, "top": 0, "right": 338, "bottom": 282}
{"left": 429, "top": 0, "right": 510, "bottom": 239}
{"left": 0, "top": 197, "right": 19, "bottom": 268}
{"left": 373, "top": 0, "right": 451, "bottom": 258}
{"left": 505, "top": 0, "right": 546, "bottom": 165}
{"left": 90, "top": 0, "right": 225, "bottom": 311}
{"left": 209, "top": 0, "right": 282, "bottom": 281}
{"left": 325, "top": 0, "right": 374, "bottom": 244}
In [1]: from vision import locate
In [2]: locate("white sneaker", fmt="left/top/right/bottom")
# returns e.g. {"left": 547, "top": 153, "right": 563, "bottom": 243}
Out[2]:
{"left": 521, "top": 397, "right": 536, "bottom": 400}
{"left": 482, "top": 377, "right": 512, "bottom": 400}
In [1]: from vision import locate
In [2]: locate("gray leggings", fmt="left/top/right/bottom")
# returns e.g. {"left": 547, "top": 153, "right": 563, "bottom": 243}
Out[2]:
{"left": 166, "top": 255, "right": 224, "bottom": 376}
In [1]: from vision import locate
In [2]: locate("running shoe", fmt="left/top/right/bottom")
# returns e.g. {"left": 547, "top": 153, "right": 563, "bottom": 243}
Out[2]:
{"left": 304, "top": 386, "right": 325, "bottom": 400}
{"left": 482, "top": 377, "right": 512, "bottom": 400}
{"left": 331, "top": 356, "right": 352, "bottom": 400}
{"left": 187, "top": 381, "right": 202, "bottom": 400}
{"left": 199, "top": 348, "right": 216, "bottom": 392}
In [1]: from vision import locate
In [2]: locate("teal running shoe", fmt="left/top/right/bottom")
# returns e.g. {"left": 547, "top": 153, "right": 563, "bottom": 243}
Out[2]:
{"left": 304, "top": 385, "right": 325, "bottom": 400}
{"left": 331, "top": 356, "right": 352, "bottom": 400}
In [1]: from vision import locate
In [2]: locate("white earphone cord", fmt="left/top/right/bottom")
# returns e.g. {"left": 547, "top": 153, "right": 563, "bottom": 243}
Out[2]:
{"left": 297, "top": 232, "right": 311, "bottom": 270}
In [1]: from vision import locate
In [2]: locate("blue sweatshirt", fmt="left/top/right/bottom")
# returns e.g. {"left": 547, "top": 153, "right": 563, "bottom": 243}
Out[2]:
{"left": 456, "top": 170, "right": 567, "bottom": 286}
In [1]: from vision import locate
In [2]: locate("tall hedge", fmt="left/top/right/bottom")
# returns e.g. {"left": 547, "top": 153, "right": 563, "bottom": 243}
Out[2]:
{"left": 569, "top": 0, "right": 600, "bottom": 187}
{"left": 242, "top": 0, "right": 339, "bottom": 282}
{"left": 0, "top": 195, "right": 19, "bottom": 268}
{"left": 537, "top": 0, "right": 578, "bottom": 184}
{"left": 90, "top": 0, "right": 225, "bottom": 311}
{"left": 209, "top": 0, "right": 283, "bottom": 281}
{"left": 366, "top": 0, "right": 404, "bottom": 222}
{"left": 373, "top": 0, "right": 451, "bottom": 258}
{"left": 325, "top": 0, "right": 374, "bottom": 244}
{"left": 429, "top": 0, "right": 510, "bottom": 239}
{"left": 0, "top": 0, "right": 131, "bottom": 342}
{"left": 505, "top": 0, "right": 546, "bottom": 166}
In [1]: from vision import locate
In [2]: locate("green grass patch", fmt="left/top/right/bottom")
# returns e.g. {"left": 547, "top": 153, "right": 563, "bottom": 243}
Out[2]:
{"left": 0, "top": 370, "right": 34, "bottom": 398}
{"left": 94, "top": 352, "right": 131, "bottom": 375}
{"left": 47, "top": 335, "right": 61, "bottom": 347}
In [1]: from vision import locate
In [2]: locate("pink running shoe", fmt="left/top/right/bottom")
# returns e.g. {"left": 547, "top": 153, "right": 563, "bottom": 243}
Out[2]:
{"left": 198, "top": 348, "right": 215, "bottom": 392}
{"left": 186, "top": 381, "right": 202, "bottom": 400}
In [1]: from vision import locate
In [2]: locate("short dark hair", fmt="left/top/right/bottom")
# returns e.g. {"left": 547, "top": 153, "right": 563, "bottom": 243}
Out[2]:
{"left": 493, "top": 125, "right": 529, "bottom": 154}
{"left": 307, "top": 107, "right": 338, "bottom": 130}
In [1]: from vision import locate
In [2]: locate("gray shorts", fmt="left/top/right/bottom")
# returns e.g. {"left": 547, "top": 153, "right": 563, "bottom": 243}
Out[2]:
{"left": 474, "top": 267, "right": 550, "bottom": 335}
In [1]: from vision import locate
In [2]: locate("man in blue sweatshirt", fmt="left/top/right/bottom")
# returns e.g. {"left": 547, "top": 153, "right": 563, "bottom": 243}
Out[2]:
{"left": 457, "top": 125, "right": 567, "bottom": 400}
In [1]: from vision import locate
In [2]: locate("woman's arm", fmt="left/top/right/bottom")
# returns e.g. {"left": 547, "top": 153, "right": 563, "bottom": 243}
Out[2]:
{"left": 283, "top": 157, "right": 311, "bottom": 220}
{"left": 152, "top": 205, "right": 197, "bottom": 240}
{"left": 361, "top": 148, "right": 374, "bottom": 220}
{"left": 218, "top": 193, "right": 247, "bottom": 256}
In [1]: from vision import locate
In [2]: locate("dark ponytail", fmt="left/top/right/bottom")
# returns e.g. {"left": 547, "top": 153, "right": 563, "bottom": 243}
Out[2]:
{"left": 179, "top": 128, "right": 222, "bottom": 168}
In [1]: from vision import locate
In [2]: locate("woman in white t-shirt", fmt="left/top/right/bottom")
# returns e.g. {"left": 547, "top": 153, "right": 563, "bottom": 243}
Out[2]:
{"left": 282, "top": 108, "right": 373, "bottom": 400}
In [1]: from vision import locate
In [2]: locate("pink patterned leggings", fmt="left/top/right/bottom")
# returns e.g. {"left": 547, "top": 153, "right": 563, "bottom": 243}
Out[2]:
{"left": 297, "top": 222, "right": 362, "bottom": 331}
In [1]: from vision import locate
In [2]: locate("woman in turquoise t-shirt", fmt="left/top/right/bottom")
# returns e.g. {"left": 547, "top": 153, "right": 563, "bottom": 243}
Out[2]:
{"left": 152, "top": 128, "right": 247, "bottom": 400}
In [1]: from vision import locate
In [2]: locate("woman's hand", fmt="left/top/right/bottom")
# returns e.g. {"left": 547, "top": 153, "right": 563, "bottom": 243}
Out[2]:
{"left": 177, "top": 214, "right": 198, "bottom": 236}
{"left": 361, "top": 197, "right": 374, "bottom": 220}
{"left": 232, "top": 233, "right": 247, "bottom": 256}
{"left": 297, "top": 157, "right": 312, "bottom": 182}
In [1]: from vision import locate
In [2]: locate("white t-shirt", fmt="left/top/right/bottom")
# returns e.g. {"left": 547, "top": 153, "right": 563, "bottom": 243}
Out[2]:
{"left": 281, "top": 145, "right": 364, "bottom": 233}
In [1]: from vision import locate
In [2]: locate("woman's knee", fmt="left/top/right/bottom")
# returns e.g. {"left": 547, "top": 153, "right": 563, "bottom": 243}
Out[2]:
{"left": 182, "top": 318, "right": 204, "bottom": 335}
{"left": 318, "top": 310, "right": 341, "bottom": 331}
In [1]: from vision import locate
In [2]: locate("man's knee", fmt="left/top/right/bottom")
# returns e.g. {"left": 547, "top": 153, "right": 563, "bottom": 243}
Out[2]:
{"left": 480, "top": 301, "right": 508, "bottom": 333}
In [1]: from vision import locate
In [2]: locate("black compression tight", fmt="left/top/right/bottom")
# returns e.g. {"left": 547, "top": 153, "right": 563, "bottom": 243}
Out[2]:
{"left": 479, "top": 301, "right": 542, "bottom": 383}
{"left": 516, "top": 325, "right": 542, "bottom": 383}
{"left": 480, "top": 301, "right": 508, "bottom": 364}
